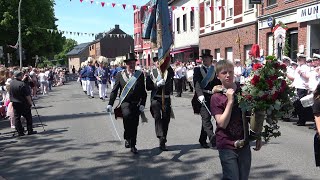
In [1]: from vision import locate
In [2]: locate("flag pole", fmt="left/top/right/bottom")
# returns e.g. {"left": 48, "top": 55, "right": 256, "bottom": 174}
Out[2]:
{"left": 236, "top": 28, "right": 242, "bottom": 64}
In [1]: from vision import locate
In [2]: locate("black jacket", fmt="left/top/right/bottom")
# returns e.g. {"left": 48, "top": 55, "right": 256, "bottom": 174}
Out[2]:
{"left": 146, "top": 66, "right": 174, "bottom": 97}
{"left": 193, "top": 65, "right": 221, "bottom": 97}
{"left": 108, "top": 70, "right": 147, "bottom": 107}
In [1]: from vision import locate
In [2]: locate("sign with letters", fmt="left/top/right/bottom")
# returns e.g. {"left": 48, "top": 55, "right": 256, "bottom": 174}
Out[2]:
{"left": 297, "top": 4, "right": 320, "bottom": 23}
{"left": 249, "top": 0, "right": 262, "bottom": 4}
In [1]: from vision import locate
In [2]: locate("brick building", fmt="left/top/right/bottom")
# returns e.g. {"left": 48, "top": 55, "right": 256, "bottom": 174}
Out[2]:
{"left": 258, "top": 0, "right": 320, "bottom": 60}
{"left": 134, "top": 4, "right": 154, "bottom": 67}
{"left": 199, "top": 0, "right": 259, "bottom": 63}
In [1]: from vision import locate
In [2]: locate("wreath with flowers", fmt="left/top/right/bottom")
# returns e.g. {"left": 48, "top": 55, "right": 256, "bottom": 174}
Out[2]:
{"left": 238, "top": 55, "right": 295, "bottom": 141}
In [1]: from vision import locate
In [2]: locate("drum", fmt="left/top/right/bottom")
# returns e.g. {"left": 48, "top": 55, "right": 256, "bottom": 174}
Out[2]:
{"left": 300, "top": 94, "right": 314, "bottom": 108}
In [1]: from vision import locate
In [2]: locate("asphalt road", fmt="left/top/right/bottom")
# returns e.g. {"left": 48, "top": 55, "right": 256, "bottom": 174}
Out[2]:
{"left": 0, "top": 81, "right": 319, "bottom": 180}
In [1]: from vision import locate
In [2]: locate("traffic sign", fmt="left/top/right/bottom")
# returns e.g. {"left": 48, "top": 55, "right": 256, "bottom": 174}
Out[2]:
{"left": 267, "top": 17, "right": 274, "bottom": 27}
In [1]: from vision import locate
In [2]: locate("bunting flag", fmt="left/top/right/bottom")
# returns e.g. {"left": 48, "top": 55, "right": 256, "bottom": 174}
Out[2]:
{"left": 68, "top": 0, "right": 235, "bottom": 11}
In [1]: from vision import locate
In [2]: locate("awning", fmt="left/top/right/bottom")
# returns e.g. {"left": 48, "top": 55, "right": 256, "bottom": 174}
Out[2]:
{"left": 170, "top": 47, "right": 196, "bottom": 55}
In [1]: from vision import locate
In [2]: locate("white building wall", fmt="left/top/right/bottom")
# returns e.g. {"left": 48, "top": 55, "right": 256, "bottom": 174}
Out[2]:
{"left": 172, "top": 0, "right": 200, "bottom": 49}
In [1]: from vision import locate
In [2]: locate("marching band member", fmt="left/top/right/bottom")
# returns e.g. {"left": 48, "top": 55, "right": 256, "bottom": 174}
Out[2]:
{"left": 84, "top": 57, "right": 96, "bottom": 98}
{"left": 146, "top": 57, "right": 174, "bottom": 151}
{"left": 80, "top": 61, "right": 87, "bottom": 94}
{"left": 106, "top": 52, "right": 147, "bottom": 154}
{"left": 95, "top": 56, "right": 109, "bottom": 101}
{"left": 192, "top": 49, "right": 221, "bottom": 148}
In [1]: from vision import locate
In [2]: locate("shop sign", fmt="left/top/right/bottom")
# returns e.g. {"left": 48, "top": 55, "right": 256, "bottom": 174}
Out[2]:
{"left": 297, "top": 4, "right": 320, "bottom": 23}
{"left": 249, "top": 0, "right": 262, "bottom": 4}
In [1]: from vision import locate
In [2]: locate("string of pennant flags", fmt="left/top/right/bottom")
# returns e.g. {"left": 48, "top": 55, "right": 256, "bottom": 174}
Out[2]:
{"left": 69, "top": 0, "right": 243, "bottom": 11}
{"left": 45, "top": 28, "right": 133, "bottom": 38}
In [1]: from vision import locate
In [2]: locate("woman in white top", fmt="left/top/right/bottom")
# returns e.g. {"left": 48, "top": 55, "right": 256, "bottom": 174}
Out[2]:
{"left": 38, "top": 69, "right": 48, "bottom": 95}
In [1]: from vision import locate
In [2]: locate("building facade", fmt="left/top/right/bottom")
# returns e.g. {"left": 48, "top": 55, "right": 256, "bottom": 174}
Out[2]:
{"left": 170, "top": 0, "right": 200, "bottom": 62}
{"left": 199, "top": 0, "right": 259, "bottom": 63}
{"left": 258, "top": 0, "right": 320, "bottom": 60}
{"left": 66, "top": 42, "right": 91, "bottom": 72}
{"left": 134, "top": 4, "right": 154, "bottom": 67}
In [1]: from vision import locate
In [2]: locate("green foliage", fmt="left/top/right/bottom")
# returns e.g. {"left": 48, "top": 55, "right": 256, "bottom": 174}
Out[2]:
{"left": 283, "top": 36, "right": 290, "bottom": 56}
{"left": 265, "top": 55, "right": 276, "bottom": 61}
{"left": 54, "top": 38, "right": 77, "bottom": 64}
{"left": 0, "top": 0, "right": 66, "bottom": 66}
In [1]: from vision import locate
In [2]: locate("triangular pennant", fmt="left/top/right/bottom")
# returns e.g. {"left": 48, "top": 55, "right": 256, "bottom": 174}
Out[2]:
{"left": 182, "top": 7, "right": 185, "bottom": 11}
{"left": 46, "top": 29, "right": 50, "bottom": 33}
{"left": 218, "top": 6, "right": 222, "bottom": 10}
{"left": 81, "top": 33, "right": 83, "bottom": 36}
{"left": 74, "top": 32, "right": 76, "bottom": 35}
{"left": 122, "top": 4, "right": 126, "bottom": 9}
{"left": 112, "top": 3, "right": 115, "bottom": 7}
{"left": 62, "top": 31, "right": 65, "bottom": 34}
{"left": 54, "top": 30, "right": 58, "bottom": 33}
{"left": 80, "top": 0, "right": 83, "bottom": 3}
{"left": 66, "top": 31, "right": 69, "bottom": 34}
{"left": 117, "top": 34, "right": 120, "bottom": 38}
{"left": 92, "top": 33, "right": 95, "bottom": 37}
{"left": 133, "top": 5, "right": 136, "bottom": 10}
{"left": 210, "top": 6, "right": 213, "bottom": 11}
{"left": 90, "top": 0, "right": 93, "bottom": 4}
{"left": 171, "top": 6, "right": 175, "bottom": 10}
{"left": 85, "top": 33, "right": 87, "bottom": 35}
{"left": 101, "top": 2, "right": 105, "bottom": 7}
{"left": 77, "top": 32, "right": 80, "bottom": 36}
{"left": 191, "top": 7, "right": 194, "bottom": 11}
{"left": 123, "top": 34, "right": 127, "bottom": 38}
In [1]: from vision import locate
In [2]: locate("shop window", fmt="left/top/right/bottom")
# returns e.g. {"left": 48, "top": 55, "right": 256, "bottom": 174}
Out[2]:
{"left": 190, "top": 11, "right": 195, "bottom": 30}
{"left": 226, "top": 47, "right": 233, "bottom": 61}
{"left": 183, "top": 14, "right": 187, "bottom": 32}
{"left": 177, "top": 17, "right": 180, "bottom": 34}
{"left": 215, "top": 48, "right": 220, "bottom": 59}
{"left": 267, "top": 0, "right": 277, "bottom": 6}
{"left": 245, "top": 0, "right": 254, "bottom": 11}
{"left": 288, "top": 29, "right": 298, "bottom": 60}
{"left": 267, "top": 33, "right": 274, "bottom": 56}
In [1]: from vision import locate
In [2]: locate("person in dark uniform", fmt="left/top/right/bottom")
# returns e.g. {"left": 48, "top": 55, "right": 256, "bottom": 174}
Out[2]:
{"left": 10, "top": 71, "right": 37, "bottom": 136}
{"left": 193, "top": 49, "right": 221, "bottom": 148}
{"left": 106, "top": 53, "right": 147, "bottom": 154}
{"left": 146, "top": 57, "right": 174, "bottom": 151}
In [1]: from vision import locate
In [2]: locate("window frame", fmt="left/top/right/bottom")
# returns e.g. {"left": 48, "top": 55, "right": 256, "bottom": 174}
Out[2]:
{"left": 183, "top": 14, "right": 187, "bottom": 32}
{"left": 267, "top": 0, "right": 277, "bottom": 6}
{"left": 190, "top": 11, "right": 195, "bottom": 30}
{"left": 177, "top": 17, "right": 180, "bottom": 34}
{"left": 205, "top": 0, "right": 211, "bottom": 26}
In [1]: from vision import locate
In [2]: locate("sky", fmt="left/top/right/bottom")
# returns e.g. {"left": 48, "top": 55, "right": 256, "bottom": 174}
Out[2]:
{"left": 54, "top": 0, "right": 149, "bottom": 44}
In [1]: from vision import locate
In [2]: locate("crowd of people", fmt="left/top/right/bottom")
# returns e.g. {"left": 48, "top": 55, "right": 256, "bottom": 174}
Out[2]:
{"left": 0, "top": 66, "right": 71, "bottom": 133}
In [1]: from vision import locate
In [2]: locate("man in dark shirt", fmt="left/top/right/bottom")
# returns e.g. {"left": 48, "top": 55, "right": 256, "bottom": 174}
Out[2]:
{"left": 10, "top": 71, "right": 37, "bottom": 136}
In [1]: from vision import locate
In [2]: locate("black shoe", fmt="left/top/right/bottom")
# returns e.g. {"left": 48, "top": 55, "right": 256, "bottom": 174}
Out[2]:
{"left": 159, "top": 143, "right": 168, "bottom": 151}
{"left": 105, "top": 96, "right": 108, "bottom": 98}
{"left": 296, "top": 122, "right": 306, "bottom": 126}
{"left": 100, "top": 97, "right": 103, "bottom": 100}
{"left": 27, "top": 131, "right": 37, "bottom": 135}
{"left": 130, "top": 146, "right": 138, "bottom": 154}
{"left": 18, "top": 132, "right": 25, "bottom": 136}
{"left": 282, "top": 118, "right": 291, "bottom": 122}
{"left": 200, "top": 142, "right": 209, "bottom": 148}
{"left": 211, "top": 135, "right": 216, "bottom": 147}
{"left": 91, "top": 96, "right": 94, "bottom": 99}
{"left": 84, "top": 91, "right": 87, "bottom": 94}
{"left": 175, "top": 94, "right": 181, "bottom": 97}
{"left": 125, "top": 140, "right": 130, "bottom": 148}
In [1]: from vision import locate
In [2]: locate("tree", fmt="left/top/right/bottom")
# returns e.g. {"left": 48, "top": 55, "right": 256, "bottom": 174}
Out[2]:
{"left": 54, "top": 38, "right": 77, "bottom": 65}
{"left": 0, "top": 0, "right": 65, "bottom": 66}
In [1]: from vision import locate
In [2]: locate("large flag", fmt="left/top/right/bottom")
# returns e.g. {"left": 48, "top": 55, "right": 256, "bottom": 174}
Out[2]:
{"left": 142, "top": 0, "right": 173, "bottom": 73}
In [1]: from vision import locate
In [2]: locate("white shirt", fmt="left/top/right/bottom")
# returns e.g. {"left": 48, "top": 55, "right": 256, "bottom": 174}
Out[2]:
{"left": 293, "top": 64, "right": 309, "bottom": 89}
{"left": 38, "top": 72, "right": 47, "bottom": 82}
{"left": 174, "top": 66, "right": 183, "bottom": 79}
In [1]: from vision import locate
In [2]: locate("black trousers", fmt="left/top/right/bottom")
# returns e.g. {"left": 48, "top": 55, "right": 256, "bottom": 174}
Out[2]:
{"left": 296, "top": 89, "right": 314, "bottom": 124}
{"left": 151, "top": 98, "right": 171, "bottom": 140}
{"left": 13, "top": 102, "right": 33, "bottom": 134}
{"left": 199, "top": 96, "right": 215, "bottom": 144}
{"left": 174, "top": 78, "right": 182, "bottom": 96}
{"left": 182, "top": 76, "right": 187, "bottom": 91}
{"left": 121, "top": 102, "right": 140, "bottom": 146}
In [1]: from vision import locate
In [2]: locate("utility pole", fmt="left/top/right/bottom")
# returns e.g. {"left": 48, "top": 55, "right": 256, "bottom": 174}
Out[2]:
{"left": 18, "top": 0, "right": 23, "bottom": 68}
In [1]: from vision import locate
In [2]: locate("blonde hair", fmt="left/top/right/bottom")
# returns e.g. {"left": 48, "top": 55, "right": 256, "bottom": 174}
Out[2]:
{"left": 215, "top": 60, "right": 234, "bottom": 74}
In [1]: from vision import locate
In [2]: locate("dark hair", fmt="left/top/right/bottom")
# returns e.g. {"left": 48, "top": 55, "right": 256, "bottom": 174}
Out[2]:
{"left": 314, "top": 83, "right": 320, "bottom": 100}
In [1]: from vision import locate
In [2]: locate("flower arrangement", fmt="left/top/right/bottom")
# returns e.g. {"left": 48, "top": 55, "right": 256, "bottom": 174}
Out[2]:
{"left": 238, "top": 55, "right": 295, "bottom": 141}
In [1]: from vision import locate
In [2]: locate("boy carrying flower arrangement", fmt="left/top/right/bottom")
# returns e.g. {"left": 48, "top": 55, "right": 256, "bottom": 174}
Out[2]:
{"left": 211, "top": 60, "right": 262, "bottom": 180}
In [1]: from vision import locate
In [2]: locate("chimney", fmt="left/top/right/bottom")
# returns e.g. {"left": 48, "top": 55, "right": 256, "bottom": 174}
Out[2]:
{"left": 115, "top": 24, "right": 119, "bottom": 29}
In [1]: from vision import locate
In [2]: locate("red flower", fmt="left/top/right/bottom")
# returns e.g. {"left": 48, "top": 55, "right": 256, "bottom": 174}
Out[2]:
{"left": 253, "top": 63, "right": 263, "bottom": 71}
{"left": 280, "top": 80, "right": 287, "bottom": 93}
{"left": 261, "top": 94, "right": 268, "bottom": 100}
{"left": 266, "top": 79, "right": 274, "bottom": 89}
{"left": 270, "top": 75, "right": 278, "bottom": 81}
{"left": 246, "top": 95, "right": 253, "bottom": 100}
{"left": 273, "top": 62, "right": 280, "bottom": 69}
{"left": 272, "top": 91, "right": 279, "bottom": 100}
{"left": 280, "top": 64, "right": 287, "bottom": 70}
{"left": 251, "top": 75, "right": 260, "bottom": 86}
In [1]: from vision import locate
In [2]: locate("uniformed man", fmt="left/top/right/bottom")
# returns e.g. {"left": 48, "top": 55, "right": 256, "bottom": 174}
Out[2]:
{"left": 146, "top": 57, "right": 174, "bottom": 151}
{"left": 193, "top": 49, "right": 221, "bottom": 148}
{"left": 10, "top": 71, "right": 37, "bottom": 136}
{"left": 95, "top": 56, "right": 109, "bottom": 100}
{"left": 106, "top": 52, "right": 147, "bottom": 154}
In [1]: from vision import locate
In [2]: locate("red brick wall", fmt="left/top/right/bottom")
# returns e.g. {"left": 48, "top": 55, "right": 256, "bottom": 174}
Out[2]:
{"left": 211, "top": 0, "right": 214, "bottom": 24}
{"left": 234, "top": 0, "right": 242, "bottom": 16}
{"left": 221, "top": 0, "right": 225, "bottom": 20}
{"left": 260, "top": 0, "right": 314, "bottom": 16}
{"left": 200, "top": 24, "right": 257, "bottom": 60}
{"left": 258, "top": 22, "right": 307, "bottom": 56}
{"left": 200, "top": 2, "right": 204, "bottom": 28}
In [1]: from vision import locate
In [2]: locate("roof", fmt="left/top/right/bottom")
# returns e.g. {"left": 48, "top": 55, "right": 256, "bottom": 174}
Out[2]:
{"left": 66, "top": 42, "right": 91, "bottom": 56}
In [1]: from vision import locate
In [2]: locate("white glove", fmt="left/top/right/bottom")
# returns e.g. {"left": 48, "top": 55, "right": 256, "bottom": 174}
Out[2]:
{"left": 139, "top": 105, "right": 145, "bottom": 112}
{"left": 198, "top": 95, "right": 205, "bottom": 103}
{"left": 106, "top": 105, "right": 113, "bottom": 112}
{"left": 156, "top": 79, "right": 165, "bottom": 87}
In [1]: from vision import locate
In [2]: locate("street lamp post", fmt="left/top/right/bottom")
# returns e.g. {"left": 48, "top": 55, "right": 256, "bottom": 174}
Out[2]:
{"left": 18, "top": 0, "right": 22, "bottom": 68}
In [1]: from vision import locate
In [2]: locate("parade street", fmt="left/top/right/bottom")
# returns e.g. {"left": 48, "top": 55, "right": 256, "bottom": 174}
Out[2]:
{"left": 0, "top": 81, "right": 319, "bottom": 180}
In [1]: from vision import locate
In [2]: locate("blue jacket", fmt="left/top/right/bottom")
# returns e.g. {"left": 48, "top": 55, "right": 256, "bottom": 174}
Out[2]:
{"left": 95, "top": 67, "right": 109, "bottom": 84}
{"left": 80, "top": 68, "right": 87, "bottom": 80}
{"left": 85, "top": 65, "right": 96, "bottom": 81}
